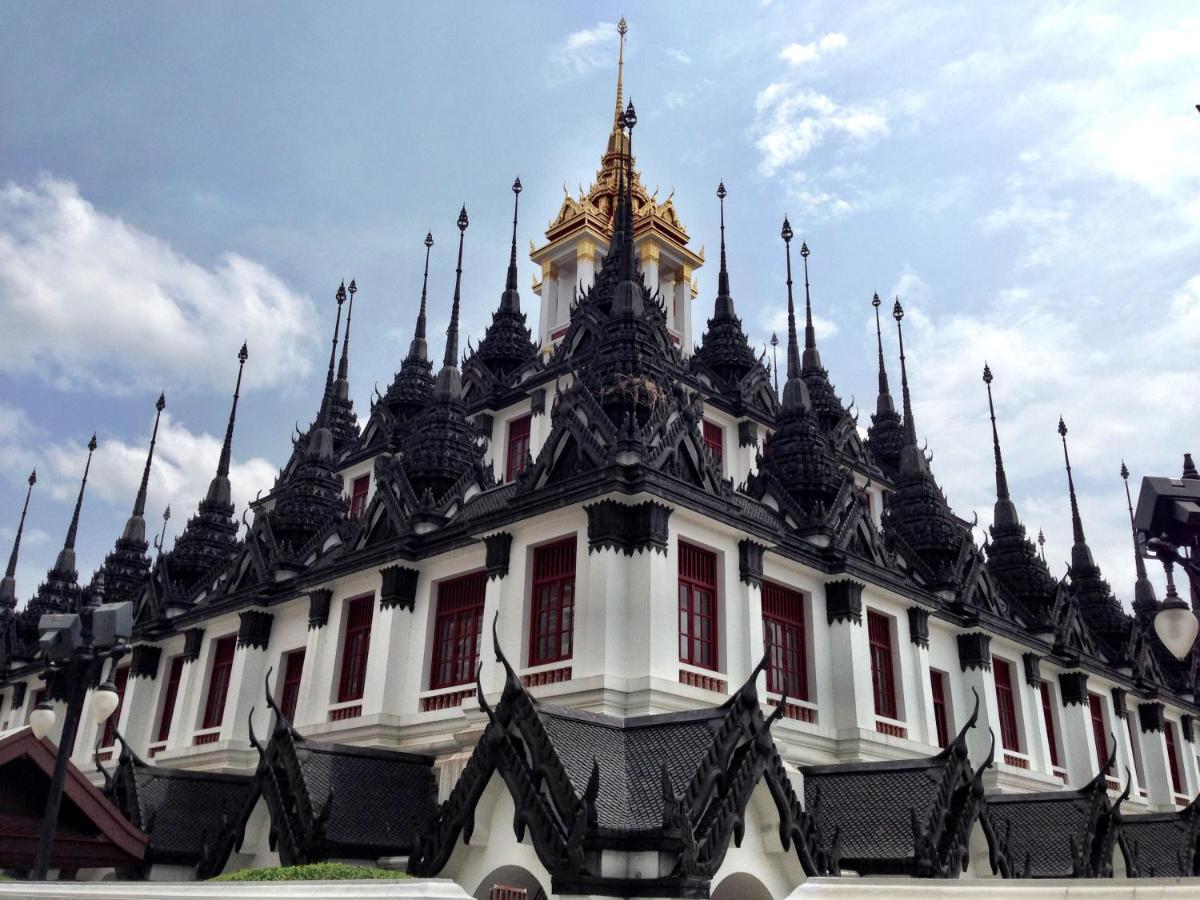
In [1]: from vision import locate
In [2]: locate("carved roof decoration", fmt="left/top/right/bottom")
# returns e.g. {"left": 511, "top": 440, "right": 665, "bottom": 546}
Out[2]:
{"left": 409, "top": 620, "right": 837, "bottom": 895}
{"left": 982, "top": 748, "right": 1129, "bottom": 878}
{"left": 802, "top": 692, "right": 993, "bottom": 878}
{"left": 242, "top": 671, "right": 437, "bottom": 866}
{"left": 99, "top": 731, "right": 254, "bottom": 878}
{"left": 1120, "top": 796, "right": 1200, "bottom": 877}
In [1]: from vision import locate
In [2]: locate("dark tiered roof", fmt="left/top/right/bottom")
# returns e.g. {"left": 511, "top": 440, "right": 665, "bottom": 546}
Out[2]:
{"left": 102, "top": 734, "right": 254, "bottom": 877}
{"left": 866, "top": 293, "right": 903, "bottom": 476}
{"left": 376, "top": 233, "right": 436, "bottom": 432}
{"left": 1120, "top": 797, "right": 1200, "bottom": 877}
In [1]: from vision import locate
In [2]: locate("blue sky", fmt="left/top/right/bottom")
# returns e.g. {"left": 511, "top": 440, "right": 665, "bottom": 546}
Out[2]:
{"left": 1, "top": 1, "right": 1197, "bottom": 608}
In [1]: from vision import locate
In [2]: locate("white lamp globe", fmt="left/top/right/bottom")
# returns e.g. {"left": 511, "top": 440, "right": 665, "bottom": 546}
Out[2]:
{"left": 1155, "top": 596, "right": 1199, "bottom": 662}
{"left": 91, "top": 681, "right": 120, "bottom": 726}
{"left": 29, "top": 701, "right": 56, "bottom": 741}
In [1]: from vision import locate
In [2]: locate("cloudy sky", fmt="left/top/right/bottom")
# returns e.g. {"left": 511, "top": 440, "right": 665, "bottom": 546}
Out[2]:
{"left": 1, "top": 2, "right": 1197, "bottom": 608}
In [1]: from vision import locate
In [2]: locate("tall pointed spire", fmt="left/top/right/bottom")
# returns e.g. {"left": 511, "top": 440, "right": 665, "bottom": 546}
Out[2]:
{"left": 206, "top": 344, "right": 247, "bottom": 506}
{"left": 893, "top": 298, "right": 927, "bottom": 476}
{"left": 0, "top": 470, "right": 36, "bottom": 608}
{"left": 336, "top": 279, "right": 357, "bottom": 384}
{"left": 57, "top": 434, "right": 97, "bottom": 577}
{"left": 1057, "top": 416, "right": 1094, "bottom": 570}
{"left": 1122, "top": 460, "right": 1157, "bottom": 613}
{"left": 800, "top": 241, "right": 821, "bottom": 371}
{"left": 613, "top": 18, "right": 627, "bottom": 133}
{"left": 780, "top": 217, "right": 810, "bottom": 413}
{"left": 435, "top": 207, "right": 469, "bottom": 399}
{"left": 873, "top": 294, "right": 894, "bottom": 416}
{"left": 122, "top": 392, "right": 166, "bottom": 544}
{"left": 982, "top": 364, "right": 1018, "bottom": 528}
{"left": 408, "top": 233, "right": 434, "bottom": 362}
{"left": 326, "top": 281, "right": 346, "bottom": 393}
{"left": 504, "top": 178, "right": 522, "bottom": 299}
{"left": 715, "top": 182, "right": 732, "bottom": 314}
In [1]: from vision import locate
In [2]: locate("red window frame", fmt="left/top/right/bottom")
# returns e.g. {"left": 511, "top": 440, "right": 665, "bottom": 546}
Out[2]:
{"left": 994, "top": 658, "right": 1021, "bottom": 752}
{"left": 529, "top": 537, "right": 577, "bottom": 666}
{"left": 1040, "top": 681, "right": 1061, "bottom": 768}
{"left": 867, "top": 610, "right": 898, "bottom": 720}
{"left": 201, "top": 635, "right": 237, "bottom": 730}
{"left": 1166, "top": 720, "right": 1184, "bottom": 795}
{"left": 930, "top": 669, "right": 951, "bottom": 749}
{"left": 702, "top": 420, "right": 723, "bottom": 469}
{"left": 349, "top": 474, "right": 369, "bottom": 520}
{"left": 678, "top": 542, "right": 718, "bottom": 671}
{"left": 1088, "top": 693, "right": 1113, "bottom": 773}
{"left": 505, "top": 415, "right": 532, "bottom": 482}
{"left": 99, "top": 665, "right": 129, "bottom": 748}
{"left": 431, "top": 571, "right": 487, "bottom": 690}
{"left": 337, "top": 595, "right": 374, "bottom": 703}
{"left": 761, "top": 581, "right": 808, "bottom": 700}
{"left": 155, "top": 656, "right": 184, "bottom": 743}
{"left": 279, "top": 648, "right": 306, "bottom": 721}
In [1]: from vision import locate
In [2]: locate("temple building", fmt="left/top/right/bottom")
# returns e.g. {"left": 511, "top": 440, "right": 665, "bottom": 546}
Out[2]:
{"left": 2, "top": 20, "right": 1200, "bottom": 898}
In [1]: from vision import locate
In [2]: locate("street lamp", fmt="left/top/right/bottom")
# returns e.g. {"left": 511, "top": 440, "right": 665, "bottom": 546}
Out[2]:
{"left": 30, "top": 597, "right": 131, "bottom": 880}
{"left": 1148, "top": 539, "right": 1199, "bottom": 660}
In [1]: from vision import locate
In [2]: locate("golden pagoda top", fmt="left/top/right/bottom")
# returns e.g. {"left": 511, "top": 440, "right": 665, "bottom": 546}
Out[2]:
{"left": 543, "top": 18, "right": 692, "bottom": 246}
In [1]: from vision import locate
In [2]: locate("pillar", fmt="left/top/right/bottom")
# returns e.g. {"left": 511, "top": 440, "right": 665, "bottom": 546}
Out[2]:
{"left": 639, "top": 243, "right": 660, "bottom": 306}
{"left": 956, "top": 633, "right": 1003, "bottom": 771}
{"left": 738, "top": 541, "right": 767, "bottom": 698}
{"left": 825, "top": 580, "right": 875, "bottom": 737}
{"left": 165, "top": 628, "right": 206, "bottom": 751}
{"left": 295, "top": 590, "right": 334, "bottom": 726}
{"left": 576, "top": 242, "right": 597, "bottom": 296}
{"left": 674, "top": 267, "right": 692, "bottom": 350}
{"left": 1136, "top": 702, "right": 1175, "bottom": 810}
{"left": 1058, "top": 671, "right": 1099, "bottom": 788}
{"left": 906, "top": 608, "right": 938, "bottom": 749}
{"left": 367, "top": 569, "right": 418, "bottom": 717}
{"left": 538, "top": 261, "right": 557, "bottom": 348}
{"left": 222, "top": 611, "right": 274, "bottom": 744}
{"left": 119, "top": 644, "right": 165, "bottom": 754}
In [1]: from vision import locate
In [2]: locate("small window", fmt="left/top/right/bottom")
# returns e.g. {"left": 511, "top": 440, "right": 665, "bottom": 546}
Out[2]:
{"left": 155, "top": 656, "right": 185, "bottom": 743}
{"left": 678, "top": 542, "right": 718, "bottom": 671}
{"left": 761, "top": 581, "right": 808, "bottom": 700}
{"left": 201, "top": 636, "right": 237, "bottom": 730}
{"left": 505, "top": 415, "right": 532, "bottom": 482}
{"left": 530, "top": 537, "right": 577, "bottom": 666}
{"left": 1166, "top": 720, "right": 1184, "bottom": 795}
{"left": 1088, "top": 693, "right": 1113, "bottom": 773}
{"left": 702, "top": 420, "right": 723, "bottom": 469}
{"left": 349, "top": 474, "right": 370, "bottom": 520}
{"left": 994, "top": 658, "right": 1021, "bottom": 752}
{"left": 1040, "top": 681, "right": 1061, "bottom": 769}
{"left": 99, "top": 665, "right": 130, "bottom": 748}
{"left": 431, "top": 571, "right": 487, "bottom": 689}
{"left": 867, "top": 610, "right": 898, "bottom": 720}
{"left": 279, "top": 649, "right": 306, "bottom": 721}
{"left": 337, "top": 596, "right": 374, "bottom": 703}
{"left": 930, "top": 669, "right": 951, "bottom": 749}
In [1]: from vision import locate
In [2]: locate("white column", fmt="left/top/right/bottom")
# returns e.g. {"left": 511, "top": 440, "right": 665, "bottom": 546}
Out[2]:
{"left": 826, "top": 584, "right": 875, "bottom": 737}
{"left": 119, "top": 665, "right": 162, "bottom": 754}
{"left": 1058, "top": 673, "right": 1099, "bottom": 788}
{"left": 537, "top": 262, "right": 555, "bottom": 348}
{"left": 627, "top": 542, "right": 677, "bottom": 685}
{"left": 1178, "top": 720, "right": 1199, "bottom": 798}
{"left": 906, "top": 611, "right": 938, "bottom": 749}
{"left": 296, "top": 613, "right": 334, "bottom": 727}
{"left": 742, "top": 575, "right": 765, "bottom": 699}
{"left": 576, "top": 243, "right": 597, "bottom": 296}
{"left": 956, "top": 652, "right": 1003, "bottom": 771}
{"left": 365, "top": 600, "right": 412, "bottom": 718}
{"left": 478, "top": 568, "right": 505, "bottom": 694}
{"left": 1136, "top": 704, "right": 1175, "bottom": 810}
{"left": 223, "top": 629, "right": 273, "bottom": 745}
{"left": 639, "top": 243, "right": 660, "bottom": 306}
{"left": 581, "top": 546, "right": 624, "bottom": 681}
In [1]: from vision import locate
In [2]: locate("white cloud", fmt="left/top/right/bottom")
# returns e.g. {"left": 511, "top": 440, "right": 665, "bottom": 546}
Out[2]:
{"left": 39, "top": 412, "right": 278, "bottom": 540}
{"left": 753, "top": 86, "right": 889, "bottom": 177}
{"left": 0, "top": 178, "right": 319, "bottom": 394}
{"left": 765, "top": 309, "right": 839, "bottom": 342}
{"left": 779, "top": 32, "right": 848, "bottom": 65}
{"left": 666, "top": 48, "right": 691, "bottom": 65}
{"left": 546, "top": 21, "right": 620, "bottom": 81}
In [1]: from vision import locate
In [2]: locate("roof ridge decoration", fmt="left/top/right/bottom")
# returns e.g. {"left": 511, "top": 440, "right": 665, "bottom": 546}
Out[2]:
{"left": 411, "top": 630, "right": 837, "bottom": 894}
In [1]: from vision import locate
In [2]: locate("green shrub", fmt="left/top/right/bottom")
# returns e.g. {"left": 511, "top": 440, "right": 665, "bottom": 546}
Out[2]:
{"left": 213, "top": 862, "right": 405, "bottom": 881}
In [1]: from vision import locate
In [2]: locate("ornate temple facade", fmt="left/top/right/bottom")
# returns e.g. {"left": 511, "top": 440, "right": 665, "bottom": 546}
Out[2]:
{"left": 2, "top": 21, "right": 1199, "bottom": 899}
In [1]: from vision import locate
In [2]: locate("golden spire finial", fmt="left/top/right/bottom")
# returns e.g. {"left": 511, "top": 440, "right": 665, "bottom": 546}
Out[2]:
{"left": 613, "top": 18, "right": 627, "bottom": 133}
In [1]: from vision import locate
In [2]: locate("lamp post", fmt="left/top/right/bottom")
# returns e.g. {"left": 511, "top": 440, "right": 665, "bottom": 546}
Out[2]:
{"left": 29, "top": 595, "right": 131, "bottom": 880}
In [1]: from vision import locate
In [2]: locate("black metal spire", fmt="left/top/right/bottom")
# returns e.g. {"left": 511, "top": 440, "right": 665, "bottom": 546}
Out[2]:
{"left": 435, "top": 206, "right": 469, "bottom": 399}
{"left": 873, "top": 293, "right": 894, "bottom": 416}
{"left": 123, "top": 392, "right": 166, "bottom": 545}
{"left": 780, "top": 217, "right": 810, "bottom": 413}
{"left": 326, "top": 281, "right": 346, "bottom": 393}
{"left": 0, "top": 470, "right": 36, "bottom": 608}
{"left": 1184, "top": 452, "right": 1199, "bottom": 480}
{"left": 408, "top": 233, "right": 434, "bottom": 362}
{"left": 56, "top": 434, "right": 97, "bottom": 576}
{"left": 336, "top": 279, "right": 357, "bottom": 384}
{"left": 800, "top": 241, "right": 821, "bottom": 371}
{"left": 206, "top": 343, "right": 247, "bottom": 507}
{"left": 715, "top": 181, "right": 732, "bottom": 314}
{"left": 503, "top": 178, "right": 522, "bottom": 302}
{"left": 893, "top": 298, "right": 926, "bottom": 475}
{"left": 1038, "top": 528, "right": 1046, "bottom": 561}
{"left": 982, "top": 364, "right": 1018, "bottom": 528}
{"left": 621, "top": 101, "right": 638, "bottom": 284}
{"left": 1122, "top": 460, "right": 1157, "bottom": 613}
{"left": 1057, "top": 416, "right": 1094, "bottom": 570}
